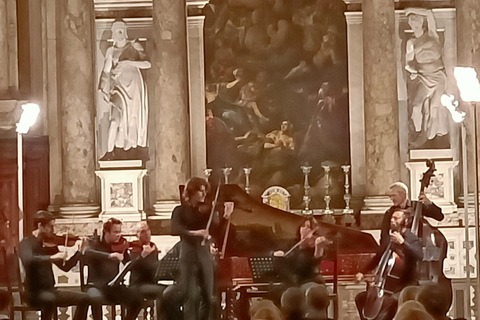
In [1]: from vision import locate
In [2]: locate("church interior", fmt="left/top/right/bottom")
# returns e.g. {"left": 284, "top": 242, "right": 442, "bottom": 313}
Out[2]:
{"left": 1, "top": 0, "right": 480, "bottom": 319}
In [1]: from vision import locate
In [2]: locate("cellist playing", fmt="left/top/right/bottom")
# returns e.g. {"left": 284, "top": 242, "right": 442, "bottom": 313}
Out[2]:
{"left": 355, "top": 209, "right": 423, "bottom": 320}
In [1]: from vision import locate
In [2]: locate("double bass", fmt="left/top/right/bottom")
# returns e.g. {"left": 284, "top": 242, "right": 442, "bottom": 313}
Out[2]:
{"left": 411, "top": 160, "right": 452, "bottom": 305}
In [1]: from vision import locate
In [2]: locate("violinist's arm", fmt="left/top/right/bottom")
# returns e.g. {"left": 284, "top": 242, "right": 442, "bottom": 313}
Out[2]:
{"left": 18, "top": 238, "right": 61, "bottom": 264}
{"left": 54, "top": 251, "right": 81, "bottom": 272}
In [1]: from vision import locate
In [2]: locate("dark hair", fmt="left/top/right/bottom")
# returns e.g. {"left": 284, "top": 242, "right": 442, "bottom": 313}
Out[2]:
{"left": 0, "top": 289, "right": 12, "bottom": 310}
{"left": 182, "top": 177, "right": 210, "bottom": 203}
{"left": 416, "top": 282, "right": 451, "bottom": 317}
{"left": 33, "top": 210, "right": 55, "bottom": 229}
{"left": 103, "top": 218, "right": 122, "bottom": 234}
{"left": 297, "top": 217, "right": 319, "bottom": 240}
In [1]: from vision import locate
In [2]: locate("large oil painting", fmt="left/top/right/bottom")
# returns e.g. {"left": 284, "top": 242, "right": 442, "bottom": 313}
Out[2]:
{"left": 204, "top": 0, "right": 350, "bottom": 209}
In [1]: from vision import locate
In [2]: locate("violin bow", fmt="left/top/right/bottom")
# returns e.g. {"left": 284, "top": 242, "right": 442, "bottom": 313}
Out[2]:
{"left": 62, "top": 214, "right": 76, "bottom": 266}
{"left": 201, "top": 177, "right": 222, "bottom": 246}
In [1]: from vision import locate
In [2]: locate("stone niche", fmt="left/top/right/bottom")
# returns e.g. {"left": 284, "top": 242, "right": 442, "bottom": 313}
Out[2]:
{"left": 96, "top": 160, "right": 147, "bottom": 222}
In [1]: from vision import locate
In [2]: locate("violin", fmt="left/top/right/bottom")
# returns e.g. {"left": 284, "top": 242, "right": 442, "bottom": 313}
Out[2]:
{"left": 43, "top": 233, "right": 81, "bottom": 247}
{"left": 109, "top": 236, "right": 130, "bottom": 253}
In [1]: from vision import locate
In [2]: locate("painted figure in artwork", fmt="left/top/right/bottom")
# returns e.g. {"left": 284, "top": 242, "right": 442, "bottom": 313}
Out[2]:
{"left": 405, "top": 8, "right": 450, "bottom": 149}
{"left": 98, "top": 19, "right": 151, "bottom": 160}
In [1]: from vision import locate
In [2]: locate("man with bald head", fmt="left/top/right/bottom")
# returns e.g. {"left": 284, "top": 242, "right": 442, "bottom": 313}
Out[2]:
{"left": 381, "top": 182, "right": 443, "bottom": 247}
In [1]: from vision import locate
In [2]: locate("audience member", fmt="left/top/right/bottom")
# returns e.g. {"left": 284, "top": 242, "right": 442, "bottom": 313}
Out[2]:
{"left": 304, "top": 283, "right": 329, "bottom": 320}
{"left": 281, "top": 287, "right": 305, "bottom": 320}
{"left": 250, "top": 299, "right": 284, "bottom": 320}
{"left": 416, "top": 282, "right": 451, "bottom": 320}
{"left": 0, "top": 289, "right": 11, "bottom": 320}
{"left": 394, "top": 300, "right": 433, "bottom": 320}
{"left": 398, "top": 285, "right": 420, "bottom": 306}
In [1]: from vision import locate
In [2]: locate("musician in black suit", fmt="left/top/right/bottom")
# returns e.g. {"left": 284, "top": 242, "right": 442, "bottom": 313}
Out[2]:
{"left": 355, "top": 209, "right": 423, "bottom": 320}
{"left": 171, "top": 177, "right": 233, "bottom": 320}
{"left": 84, "top": 218, "right": 143, "bottom": 320}
{"left": 382, "top": 182, "right": 443, "bottom": 243}
{"left": 18, "top": 210, "right": 91, "bottom": 320}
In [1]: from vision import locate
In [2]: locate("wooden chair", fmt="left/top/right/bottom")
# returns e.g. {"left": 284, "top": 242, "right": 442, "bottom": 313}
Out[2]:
{"left": 4, "top": 247, "right": 58, "bottom": 320}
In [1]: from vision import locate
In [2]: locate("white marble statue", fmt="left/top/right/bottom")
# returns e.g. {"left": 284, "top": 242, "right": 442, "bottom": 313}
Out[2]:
{"left": 98, "top": 19, "right": 151, "bottom": 160}
{"left": 405, "top": 8, "right": 450, "bottom": 149}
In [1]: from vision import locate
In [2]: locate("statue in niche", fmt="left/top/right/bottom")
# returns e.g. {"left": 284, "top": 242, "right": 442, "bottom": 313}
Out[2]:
{"left": 98, "top": 19, "right": 151, "bottom": 161}
{"left": 405, "top": 8, "right": 450, "bottom": 149}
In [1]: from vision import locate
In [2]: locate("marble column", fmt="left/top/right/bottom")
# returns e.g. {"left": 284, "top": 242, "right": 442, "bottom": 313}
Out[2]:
{"left": 456, "top": 0, "right": 480, "bottom": 193}
{"left": 362, "top": 0, "right": 400, "bottom": 196}
{"left": 345, "top": 12, "right": 365, "bottom": 198}
{"left": 187, "top": 7, "right": 207, "bottom": 178}
{"left": 57, "top": 0, "right": 99, "bottom": 216}
{"left": 152, "top": 0, "right": 190, "bottom": 217}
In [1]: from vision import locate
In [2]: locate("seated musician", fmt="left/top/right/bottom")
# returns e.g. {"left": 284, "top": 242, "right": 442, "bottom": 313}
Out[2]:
{"left": 18, "top": 210, "right": 91, "bottom": 320}
{"left": 84, "top": 218, "right": 143, "bottom": 320}
{"left": 274, "top": 217, "right": 330, "bottom": 286}
{"left": 355, "top": 209, "right": 423, "bottom": 320}
{"left": 171, "top": 177, "right": 234, "bottom": 320}
{"left": 128, "top": 222, "right": 165, "bottom": 314}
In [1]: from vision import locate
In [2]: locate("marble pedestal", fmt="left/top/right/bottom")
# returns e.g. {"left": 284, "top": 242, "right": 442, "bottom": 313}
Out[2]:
{"left": 96, "top": 160, "right": 147, "bottom": 222}
{"left": 406, "top": 149, "right": 458, "bottom": 215}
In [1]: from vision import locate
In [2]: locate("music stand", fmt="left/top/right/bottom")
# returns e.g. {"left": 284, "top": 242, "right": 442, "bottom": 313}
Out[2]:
{"left": 155, "top": 256, "right": 180, "bottom": 281}
{"left": 249, "top": 257, "right": 277, "bottom": 282}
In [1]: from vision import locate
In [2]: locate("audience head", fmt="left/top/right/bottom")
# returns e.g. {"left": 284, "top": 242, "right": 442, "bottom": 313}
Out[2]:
{"left": 281, "top": 287, "right": 305, "bottom": 319}
{"left": 398, "top": 285, "right": 420, "bottom": 306}
{"left": 0, "top": 289, "right": 11, "bottom": 312}
{"left": 416, "top": 282, "right": 451, "bottom": 319}
{"left": 394, "top": 300, "right": 433, "bottom": 320}
{"left": 102, "top": 217, "right": 122, "bottom": 244}
{"left": 250, "top": 299, "right": 283, "bottom": 320}
{"left": 305, "top": 283, "right": 329, "bottom": 310}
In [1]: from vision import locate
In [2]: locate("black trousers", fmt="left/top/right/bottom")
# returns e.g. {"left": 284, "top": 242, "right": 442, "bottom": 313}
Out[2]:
{"left": 179, "top": 257, "right": 216, "bottom": 320}
{"left": 355, "top": 291, "right": 398, "bottom": 320}
{"left": 86, "top": 285, "right": 143, "bottom": 320}
{"left": 28, "top": 289, "right": 90, "bottom": 320}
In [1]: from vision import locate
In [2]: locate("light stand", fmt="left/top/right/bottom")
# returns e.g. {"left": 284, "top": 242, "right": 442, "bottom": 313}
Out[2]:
{"left": 16, "top": 103, "right": 40, "bottom": 241}
{"left": 453, "top": 66, "right": 480, "bottom": 317}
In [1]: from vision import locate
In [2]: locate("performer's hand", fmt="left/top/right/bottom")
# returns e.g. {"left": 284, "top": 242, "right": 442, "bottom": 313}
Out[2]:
{"left": 191, "top": 229, "right": 210, "bottom": 239}
{"left": 51, "top": 251, "right": 67, "bottom": 261}
{"left": 109, "top": 252, "right": 124, "bottom": 262}
{"left": 315, "top": 236, "right": 328, "bottom": 245}
{"left": 390, "top": 231, "right": 405, "bottom": 245}
{"left": 273, "top": 250, "right": 285, "bottom": 257}
{"left": 355, "top": 272, "right": 364, "bottom": 282}
{"left": 418, "top": 192, "right": 432, "bottom": 204}
{"left": 141, "top": 244, "right": 155, "bottom": 258}
{"left": 223, "top": 202, "right": 234, "bottom": 219}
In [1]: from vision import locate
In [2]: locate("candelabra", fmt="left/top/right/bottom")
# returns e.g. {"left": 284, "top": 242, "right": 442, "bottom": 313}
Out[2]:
{"left": 322, "top": 165, "right": 333, "bottom": 214}
{"left": 300, "top": 164, "right": 312, "bottom": 214}
{"left": 222, "top": 167, "right": 232, "bottom": 184}
{"left": 243, "top": 167, "right": 252, "bottom": 194}
{"left": 341, "top": 165, "right": 353, "bottom": 214}
{"left": 204, "top": 168, "right": 213, "bottom": 182}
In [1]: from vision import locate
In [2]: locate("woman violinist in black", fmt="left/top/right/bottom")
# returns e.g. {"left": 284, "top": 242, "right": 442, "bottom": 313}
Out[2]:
{"left": 171, "top": 177, "right": 234, "bottom": 320}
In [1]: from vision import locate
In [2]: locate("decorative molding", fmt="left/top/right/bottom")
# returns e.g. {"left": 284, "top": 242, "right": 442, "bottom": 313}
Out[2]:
{"left": 344, "top": 11, "right": 362, "bottom": 24}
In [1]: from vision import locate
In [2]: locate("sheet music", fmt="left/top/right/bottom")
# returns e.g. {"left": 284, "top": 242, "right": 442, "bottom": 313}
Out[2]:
{"left": 107, "top": 260, "right": 132, "bottom": 286}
